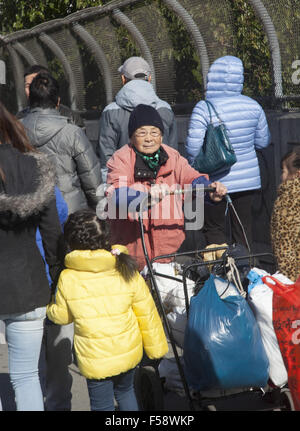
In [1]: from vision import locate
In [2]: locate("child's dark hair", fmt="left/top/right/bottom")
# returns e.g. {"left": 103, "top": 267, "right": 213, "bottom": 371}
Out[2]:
{"left": 281, "top": 149, "right": 300, "bottom": 173}
{"left": 64, "top": 209, "right": 138, "bottom": 282}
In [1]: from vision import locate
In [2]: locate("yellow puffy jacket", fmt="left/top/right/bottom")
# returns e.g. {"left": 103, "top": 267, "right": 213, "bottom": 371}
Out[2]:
{"left": 47, "top": 245, "right": 168, "bottom": 380}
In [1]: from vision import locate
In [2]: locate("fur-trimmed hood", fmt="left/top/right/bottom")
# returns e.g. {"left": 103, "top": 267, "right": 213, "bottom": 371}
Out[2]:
{"left": 0, "top": 145, "right": 56, "bottom": 223}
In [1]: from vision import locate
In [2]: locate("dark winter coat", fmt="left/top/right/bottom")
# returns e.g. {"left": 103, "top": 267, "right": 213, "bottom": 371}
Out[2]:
{"left": 21, "top": 108, "right": 102, "bottom": 214}
{"left": 0, "top": 144, "right": 63, "bottom": 315}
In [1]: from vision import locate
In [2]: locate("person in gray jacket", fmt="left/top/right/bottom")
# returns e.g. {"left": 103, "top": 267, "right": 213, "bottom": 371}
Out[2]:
{"left": 98, "top": 56, "right": 178, "bottom": 182}
{"left": 22, "top": 71, "right": 102, "bottom": 214}
{"left": 21, "top": 71, "right": 102, "bottom": 411}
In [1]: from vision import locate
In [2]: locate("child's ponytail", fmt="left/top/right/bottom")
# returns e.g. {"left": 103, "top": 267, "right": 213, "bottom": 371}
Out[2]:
{"left": 111, "top": 249, "right": 139, "bottom": 282}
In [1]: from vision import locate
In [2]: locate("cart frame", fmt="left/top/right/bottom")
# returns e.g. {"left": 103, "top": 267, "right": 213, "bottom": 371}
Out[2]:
{"left": 136, "top": 188, "right": 293, "bottom": 411}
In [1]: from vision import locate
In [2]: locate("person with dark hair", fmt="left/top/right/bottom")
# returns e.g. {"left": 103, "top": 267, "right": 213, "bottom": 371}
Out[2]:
{"left": 21, "top": 71, "right": 102, "bottom": 214}
{"left": 270, "top": 149, "right": 300, "bottom": 281}
{"left": 24, "top": 65, "right": 49, "bottom": 101}
{"left": 106, "top": 104, "right": 227, "bottom": 271}
{"left": 0, "top": 101, "right": 62, "bottom": 410}
{"left": 98, "top": 56, "right": 178, "bottom": 182}
{"left": 47, "top": 208, "right": 168, "bottom": 411}
{"left": 21, "top": 70, "right": 102, "bottom": 411}
{"left": 17, "top": 64, "right": 84, "bottom": 126}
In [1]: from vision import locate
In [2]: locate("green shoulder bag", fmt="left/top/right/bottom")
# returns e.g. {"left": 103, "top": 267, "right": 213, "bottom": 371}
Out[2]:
{"left": 193, "top": 100, "right": 237, "bottom": 175}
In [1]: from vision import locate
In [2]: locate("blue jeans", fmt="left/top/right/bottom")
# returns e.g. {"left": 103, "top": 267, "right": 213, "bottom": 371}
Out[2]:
{"left": 86, "top": 368, "right": 139, "bottom": 411}
{"left": 0, "top": 307, "right": 46, "bottom": 411}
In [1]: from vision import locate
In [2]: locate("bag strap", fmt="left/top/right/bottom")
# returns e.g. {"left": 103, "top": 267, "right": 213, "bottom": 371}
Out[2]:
{"left": 205, "top": 100, "right": 223, "bottom": 123}
{"left": 224, "top": 195, "right": 252, "bottom": 254}
{"left": 261, "top": 275, "right": 294, "bottom": 294}
{"left": 226, "top": 256, "right": 246, "bottom": 298}
{"left": 225, "top": 200, "right": 233, "bottom": 246}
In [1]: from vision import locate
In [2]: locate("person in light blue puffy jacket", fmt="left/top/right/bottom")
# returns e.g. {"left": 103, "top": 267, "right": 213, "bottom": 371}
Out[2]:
{"left": 186, "top": 55, "right": 271, "bottom": 248}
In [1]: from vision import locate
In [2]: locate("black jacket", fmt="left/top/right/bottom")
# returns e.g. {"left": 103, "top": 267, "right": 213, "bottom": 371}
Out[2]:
{"left": 21, "top": 108, "right": 102, "bottom": 214}
{"left": 0, "top": 144, "right": 63, "bottom": 314}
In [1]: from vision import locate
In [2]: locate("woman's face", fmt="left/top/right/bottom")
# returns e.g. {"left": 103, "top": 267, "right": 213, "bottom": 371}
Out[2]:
{"left": 281, "top": 161, "right": 299, "bottom": 182}
{"left": 131, "top": 125, "right": 162, "bottom": 154}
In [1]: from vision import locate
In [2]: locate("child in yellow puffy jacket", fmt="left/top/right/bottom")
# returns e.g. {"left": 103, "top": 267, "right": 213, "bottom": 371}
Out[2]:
{"left": 47, "top": 208, "right": 168, "bottom": 411}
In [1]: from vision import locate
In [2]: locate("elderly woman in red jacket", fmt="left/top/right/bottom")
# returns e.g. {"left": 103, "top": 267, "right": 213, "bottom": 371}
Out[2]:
{"left": 105, "top": 104, "right": 227, "bottom": 270}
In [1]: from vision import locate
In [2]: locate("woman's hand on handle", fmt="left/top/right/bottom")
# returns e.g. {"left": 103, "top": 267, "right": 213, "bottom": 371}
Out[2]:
{"left": 209, "top": 181, "right": 227, "bottom": 202}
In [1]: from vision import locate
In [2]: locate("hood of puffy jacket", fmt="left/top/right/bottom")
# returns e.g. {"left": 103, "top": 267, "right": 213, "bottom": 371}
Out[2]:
{"left": 115, "top": 80, "right": 162, "bottom": 112}
{"left": 64, "top": 245, "right": 129, "bottom": 273}
{"left": 21, "top": 107, "right": 68, "bottom": 148}
{"left": 0, "top": 145, "right": 56, "bottom": 225}
{"left": 206, "top": 55, "right": 244, "bottom": 98}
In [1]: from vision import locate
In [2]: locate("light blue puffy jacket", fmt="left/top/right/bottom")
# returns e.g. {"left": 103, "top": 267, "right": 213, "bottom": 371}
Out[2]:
{"left": 186, "top": 56, "right": 271, "bottom": 193}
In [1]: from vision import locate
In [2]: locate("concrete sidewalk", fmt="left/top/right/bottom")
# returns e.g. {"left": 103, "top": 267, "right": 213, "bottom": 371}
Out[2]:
{"left": 0, "top": 343, "right": 91, "bottom": 411}
{"left": 0, "top": 342, "right": 188, "bottom": 411}
{"left": 1, "top": 341, "right": 291, "bottom": 412}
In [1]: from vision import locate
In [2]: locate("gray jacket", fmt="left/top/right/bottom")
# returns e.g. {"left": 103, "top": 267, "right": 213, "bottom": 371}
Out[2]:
{"left": 98, "top": 79, "right": 178, "bottom": 181}
{"left": 22, "top": 108, "right": 102, "bottom": 213}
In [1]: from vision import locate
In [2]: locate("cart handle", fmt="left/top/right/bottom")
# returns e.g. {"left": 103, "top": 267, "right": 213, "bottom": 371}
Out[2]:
{"left": 169, "top": 186, "right": 216, "bottom": 195}
{"left": 144, "top": 187, "right": 238, "bottom": 216}
{"left": 171, "top": 187, "right": 233, "bottom": 206}
{"left": 140, "top": 185, "right": 217, "bottom": 209}
{"left": 137, "top": 186, "right": 234, "bottom": 214}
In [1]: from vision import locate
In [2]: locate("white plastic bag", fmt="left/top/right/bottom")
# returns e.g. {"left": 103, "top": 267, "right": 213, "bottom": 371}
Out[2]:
{"left": 247, "top": 268, "right": 288, "bottom": 387}
{"left": 167, "top": 306, "right": 187, "bottom": 348}
{"left": 142, "top": 262, "right": 195, "bottom": 308}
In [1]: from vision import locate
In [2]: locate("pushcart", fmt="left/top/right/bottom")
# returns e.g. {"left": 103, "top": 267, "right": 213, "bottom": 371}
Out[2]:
{"left": 134, "top": 187, "right": 295, "bottom": 411}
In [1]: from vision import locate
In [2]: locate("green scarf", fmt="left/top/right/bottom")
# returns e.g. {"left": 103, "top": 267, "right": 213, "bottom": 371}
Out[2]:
{"left": 134, "top": 147, "right": 161, "bottom": 175}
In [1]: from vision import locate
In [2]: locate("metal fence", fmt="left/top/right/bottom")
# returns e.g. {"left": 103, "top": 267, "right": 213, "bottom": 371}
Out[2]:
{"left": 0, "top": 0, "right": 300, "bottom": 117}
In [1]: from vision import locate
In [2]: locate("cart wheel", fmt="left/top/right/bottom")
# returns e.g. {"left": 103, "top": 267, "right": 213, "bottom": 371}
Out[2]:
{"left": 273, "top": 388, "right": 295, "bottom": 411}
{"left": 134, "top": 366, "right": 164, "bottom": 411}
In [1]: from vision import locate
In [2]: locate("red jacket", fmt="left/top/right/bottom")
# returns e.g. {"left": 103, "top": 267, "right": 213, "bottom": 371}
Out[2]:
{"left": 107, "top": 144, "right": 208, "bottom": 270}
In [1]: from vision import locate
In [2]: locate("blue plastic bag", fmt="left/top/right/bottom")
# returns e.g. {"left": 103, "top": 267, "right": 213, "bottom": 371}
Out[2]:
{"left": 183, "top": 274, "right": 269, "bottom": 391}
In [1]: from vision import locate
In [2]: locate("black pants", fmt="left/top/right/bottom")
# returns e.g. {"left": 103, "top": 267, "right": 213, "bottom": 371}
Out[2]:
{"left": 203, "top": 190, "right": 256, "bottom": 249}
